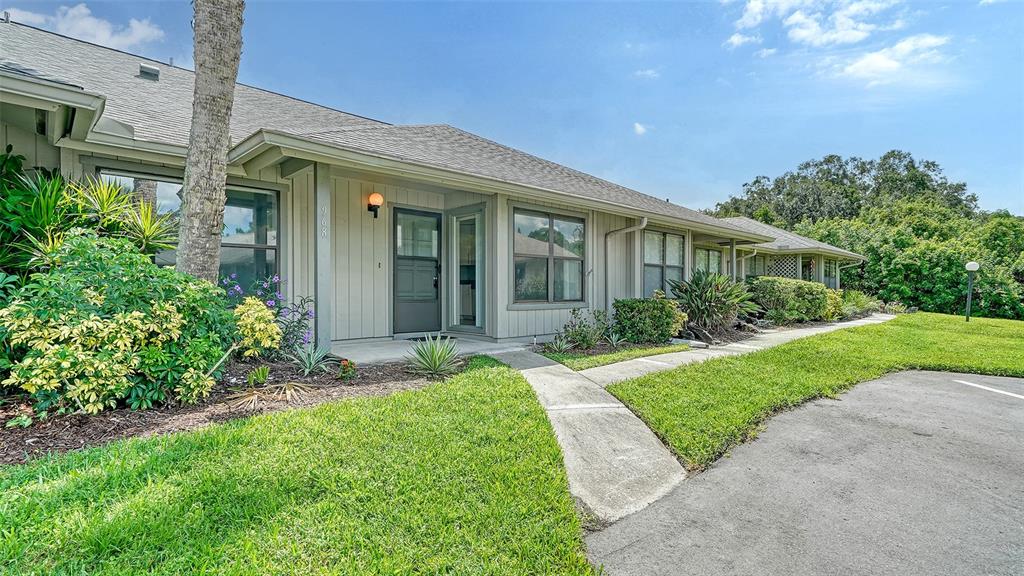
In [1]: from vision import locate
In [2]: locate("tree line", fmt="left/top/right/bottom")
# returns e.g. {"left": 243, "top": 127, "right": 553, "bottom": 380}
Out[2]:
{"left": 711, "top": 151, "right": 1024, "bottom": 320}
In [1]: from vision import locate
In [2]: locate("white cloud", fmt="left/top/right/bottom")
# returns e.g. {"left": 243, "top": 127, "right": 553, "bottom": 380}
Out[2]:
{"left": 735, "top": 0, "right": 814, "bottom": 29}
{"left": 6, "top": 3, "right": 164, "bottom": 51}
{"left": 841, "top": 33, "right": 950, "bottom": 86}
{"left": 634, "top": 68, "right": 660, "bottom": 79}
{"left": 633, "top": 122, "right": 648, "bottom": 136}
{"left": 729, "top": 0, "right": 902, "bottom": 48}
{"left": 756, "top": 47, "right": 778, "bottom": 57}
{"left": 978, "top": 0, "right": 1007, "bottom": 4}
{"left": 725, "top": 32, "right": 762, "bottom": 49}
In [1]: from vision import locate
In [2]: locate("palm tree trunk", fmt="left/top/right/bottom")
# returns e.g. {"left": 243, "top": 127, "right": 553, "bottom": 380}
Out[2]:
{"left": 176, "top": 0, "right": 244, "bottom": 282}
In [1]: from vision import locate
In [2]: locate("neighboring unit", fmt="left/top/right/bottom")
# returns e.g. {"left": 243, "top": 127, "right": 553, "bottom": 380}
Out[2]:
{"left": 0, "top": 22, "right": 857, "bottom": 349}
{"left": 720, "top": 217, "right": 865, "bottom": 289}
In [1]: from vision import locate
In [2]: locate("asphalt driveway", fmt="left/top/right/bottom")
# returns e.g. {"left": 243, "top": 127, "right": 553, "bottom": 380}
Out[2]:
{"left": 587, "top": 371, "right": 1024, "bottom": 576}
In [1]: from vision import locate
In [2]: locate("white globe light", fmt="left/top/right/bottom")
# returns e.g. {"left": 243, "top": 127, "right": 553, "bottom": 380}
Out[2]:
{"left": 965, "top": 261, "right": 980, "bottom": 272}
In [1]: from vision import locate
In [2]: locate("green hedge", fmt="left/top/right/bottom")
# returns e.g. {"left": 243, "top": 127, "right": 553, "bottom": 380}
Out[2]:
{"left": 612, "top": 298, "right": 682, "bottom": 343}
{"left": 748, "top": 276, "right": 829, "bottom": 324}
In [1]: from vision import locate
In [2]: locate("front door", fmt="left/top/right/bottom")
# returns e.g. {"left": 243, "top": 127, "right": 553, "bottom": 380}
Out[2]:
{"left": 394, "top": 208, "right": 442, "bottom": 334}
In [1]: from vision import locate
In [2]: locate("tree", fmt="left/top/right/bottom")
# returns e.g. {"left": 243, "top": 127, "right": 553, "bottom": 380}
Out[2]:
{"left": 176, "top": 0, "right": 245, "bottom": 282}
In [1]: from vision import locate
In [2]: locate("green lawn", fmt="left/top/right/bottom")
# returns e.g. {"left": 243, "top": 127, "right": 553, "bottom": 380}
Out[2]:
{"left": 0, "top": 357, "right": 595, "bottom": 575}
{"left": 543, "top": 343, "right": 691, "bottom": 371}
{"left": 608, "top": 313, "right": 1024, "bottom": 471}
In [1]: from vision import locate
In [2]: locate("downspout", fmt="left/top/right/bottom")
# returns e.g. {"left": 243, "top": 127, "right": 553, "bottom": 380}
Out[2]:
{"left": 739, "top": 249, "right": 758, "bottom": 279}
{"left": 605, "top": 217, "right": 648, "bottom": 311}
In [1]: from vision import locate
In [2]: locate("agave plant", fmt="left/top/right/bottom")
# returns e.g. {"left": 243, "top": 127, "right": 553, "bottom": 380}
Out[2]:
{"left": 287, "top": 343, "right": 337, "bottom": 376}
{"left": 544, "top": 335, "right": 574, "bottom": 354}
{"left": 605, "top": 332, "right": 627, "bottom": 349}
{"left": 669, "top": 269, "right": 759, "bottom": 339}
{"left": 406, "top": 333, "right": 460, "bottom": 377}
{"left": 122, "top": 201, "right": 178, "bottom": 254}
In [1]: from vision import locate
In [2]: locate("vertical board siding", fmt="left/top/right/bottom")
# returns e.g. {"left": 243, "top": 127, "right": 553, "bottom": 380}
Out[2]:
{"left": 0, "top": 107, "right": 60, "bottom": 171}
{"left": 328, "top": 174, "right": 446, "bottom": 341}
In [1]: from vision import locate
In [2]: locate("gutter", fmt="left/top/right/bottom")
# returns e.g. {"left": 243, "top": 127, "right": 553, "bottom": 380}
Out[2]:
{"left": 604, "top": 217, "right": 648, "bottom": 311}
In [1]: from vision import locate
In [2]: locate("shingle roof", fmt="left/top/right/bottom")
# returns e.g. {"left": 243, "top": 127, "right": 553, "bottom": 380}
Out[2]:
{"left": 0, "top": 22, "right": 385, "bottom": 146}
{"left": 297, "top": 124, "right": 738, "bottom": 230}
{"left": 722, "top": 217, "right": 864, "bottom": 260}
{"left": 1, "top": 21, "right": 762, "bottom": 238}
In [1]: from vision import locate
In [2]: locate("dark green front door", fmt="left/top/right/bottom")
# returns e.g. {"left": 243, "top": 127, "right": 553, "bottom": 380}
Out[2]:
{"left": 394, "top": 208, "right": 441, "bottom": 334}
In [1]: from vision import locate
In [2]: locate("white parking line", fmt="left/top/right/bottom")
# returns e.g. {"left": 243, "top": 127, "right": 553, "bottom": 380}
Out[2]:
{"left": 952, "top": 379, "right": 1024, "bottom": 400}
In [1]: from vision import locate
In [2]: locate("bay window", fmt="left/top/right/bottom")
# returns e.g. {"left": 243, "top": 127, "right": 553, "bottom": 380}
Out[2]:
{"left": 513, "top": 209, "right": 584, "bottom": 303}
{"left": 643, "top": 230, "right": 685, "bottom": 297}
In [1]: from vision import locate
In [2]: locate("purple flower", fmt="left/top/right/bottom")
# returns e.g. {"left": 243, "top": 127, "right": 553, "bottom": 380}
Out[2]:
{"left": 221, "top": 279, "right": 229, "bottom": 286}
{"left": 256, "top": 290, "right": 263, "bottom": 297}
{"left": 266, "top": 300, "right": 276, "bottom": 307}
{"left": 275, "top": 291, "right": 283, "bottom": 300}
{"left": 272, "top": 275, "right": 280, "bottom": 283}
{"left": 262, "top": 281, "right": 270, "bottom": 289}
{"left": 307, "top": 310, "right": 315, "bottom": 319}
{"left": 230, "top": 273, "right": 237, "bottom": 279}
{"left": 302, "top": 330, "right": 312, "bottom": 344}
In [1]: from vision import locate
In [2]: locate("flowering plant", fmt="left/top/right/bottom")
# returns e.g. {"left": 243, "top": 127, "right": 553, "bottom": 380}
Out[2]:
{"left": 220, "top": 274, "right": 315, "bottom": 360}
{"left": 338, "top": 358, "right": 357, "bottom": 381}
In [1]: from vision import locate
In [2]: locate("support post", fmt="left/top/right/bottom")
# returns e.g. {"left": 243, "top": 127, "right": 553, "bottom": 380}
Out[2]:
{"left": 965, "top": 271, "right": 975, "bottom": 322}
{"left": 729, "top": 239, "right": 737, "bottom": 281}
{"left": 314, "top": 162, "right": 333, "bottom": 348}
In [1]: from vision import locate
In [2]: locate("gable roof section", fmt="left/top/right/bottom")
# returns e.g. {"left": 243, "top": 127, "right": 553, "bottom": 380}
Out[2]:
{"left": 722, "top": 217, "right": 864, "bottom": 260}
{"left": 0, "top": 21, "right": 769, "bottom": 240}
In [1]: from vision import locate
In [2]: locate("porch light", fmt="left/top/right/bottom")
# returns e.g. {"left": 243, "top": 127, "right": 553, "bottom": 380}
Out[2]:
{"left": 367, "top": 192, "right": 384, "bottom": 218}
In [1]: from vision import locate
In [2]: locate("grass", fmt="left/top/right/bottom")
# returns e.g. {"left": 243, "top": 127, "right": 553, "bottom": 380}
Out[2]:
{"left": 0, "top": 357, "right": 596, "bottom": 575}
{"left": 608, "top": 313, "right": 1024, "bottom": 471}
{"left": 543, "top": 342, "right": 691, "bottom": 371}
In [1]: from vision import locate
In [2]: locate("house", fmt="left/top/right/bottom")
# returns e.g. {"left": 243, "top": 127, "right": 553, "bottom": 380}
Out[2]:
{"left": 721, "top": 217, "right": 865, "bottom": 289}
{"left": 0, "top": 21, "right": 856, "bottom": 347}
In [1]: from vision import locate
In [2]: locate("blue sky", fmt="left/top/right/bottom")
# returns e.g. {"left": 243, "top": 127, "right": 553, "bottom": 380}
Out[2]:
{"left": 6, "top": 1, "right": 1023, "bottom": 214}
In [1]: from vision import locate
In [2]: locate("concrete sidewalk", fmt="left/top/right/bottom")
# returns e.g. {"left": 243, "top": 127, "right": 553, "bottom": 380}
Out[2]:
{"left": 492, "top": 350, "right": 686, "bottom": 526}
{"left": 581, "top": 313, "right": 895, "bottom": 387}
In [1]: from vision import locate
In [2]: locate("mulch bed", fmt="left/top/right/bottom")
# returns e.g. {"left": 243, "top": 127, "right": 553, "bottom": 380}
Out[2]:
{"left": 0, "top": 360, "right": 432, "bottom": 466}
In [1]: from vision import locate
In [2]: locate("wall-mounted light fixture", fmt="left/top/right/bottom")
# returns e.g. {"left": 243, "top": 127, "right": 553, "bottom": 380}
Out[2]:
{"left": 367, "top": 192, "right": 384, "bottom": 218}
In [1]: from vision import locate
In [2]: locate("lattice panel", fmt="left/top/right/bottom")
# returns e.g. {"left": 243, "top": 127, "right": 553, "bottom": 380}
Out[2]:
{"left": 768, "top": 255, "right": 797, "bottom": 278}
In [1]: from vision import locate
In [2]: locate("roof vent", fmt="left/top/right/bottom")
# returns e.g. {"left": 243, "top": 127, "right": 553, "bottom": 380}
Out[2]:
{"left": 139, "top": 63, "right": 160, "bottom": 80}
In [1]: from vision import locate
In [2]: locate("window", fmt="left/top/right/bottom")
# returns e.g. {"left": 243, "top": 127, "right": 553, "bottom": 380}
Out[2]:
{"left": 801, "top": 256, "right": 815, "bottom": 282}
{"left": 746, "top": 254, "right": 767, "bottom": 279}
{"left": 101, "top": 171, "right": 278, "bottom": 288}
{"left": 694, "top": 247, "right": 722, "bottom": 274}
{"left": 824, "top": 259, "right": 838, "bottom": 288}
{"left": 643, "top": 231, "right": 685, "bottom": 297}
{"left": 513, "top": 209, "right": 584, "bottom": 302}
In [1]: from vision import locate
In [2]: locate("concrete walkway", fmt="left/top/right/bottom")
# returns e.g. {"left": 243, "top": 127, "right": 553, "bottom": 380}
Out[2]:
{"left": 491, "top": 350, "right": 686, "bottom": 525}
{"left": 580, "top": 313, "right": 895, "bottom": 387}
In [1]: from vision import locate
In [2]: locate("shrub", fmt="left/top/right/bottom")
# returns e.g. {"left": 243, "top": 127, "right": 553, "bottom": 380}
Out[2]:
{"left": 748, "top": 276, "right": 829, "bottom": 324}
{"left": 247, "top": 365, "right": 270, "bottom": 386}
{"left": 612, "top": 297, "right": 681, "bottom": 344}
{"left": 544, "top": 336, "right": 573, "bottom": 354}
{"left": 0, "top": 232, "right": 234, "bottom": 413}
{"left": 407, "top": 333, "right": 460, "bottom": 377}
{"left": 823, "top": 289, "right": 844, "bottom": 322}
{"left": 669, "top": 270, "right": 759, "bottom": 337}
{"left": 841, "top": 290, "right": 881, "bottom": 319}
{"left": 556, "top": 308, "right": 608, "bottom": 349}
{"left": 222, "top": 274, "right": 315, "bottom": 359}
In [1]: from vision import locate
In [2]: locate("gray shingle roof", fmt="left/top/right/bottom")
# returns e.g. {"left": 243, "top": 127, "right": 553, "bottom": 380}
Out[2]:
{"left": 0, "top": 22, "right": 385, "bottom": 146}
{"left": 298, "top": 124, "right": 738, "bottom": 230}
{"left": 722, "top": 217, "right": 864, "bottom": 260}
{"left": 1, "top": 21, "right": 762, "bottom": 238}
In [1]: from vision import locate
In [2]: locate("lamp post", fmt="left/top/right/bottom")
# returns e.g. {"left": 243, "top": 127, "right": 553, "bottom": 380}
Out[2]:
{"left": 965, "top": 261, "right": 980, "bottom": 322}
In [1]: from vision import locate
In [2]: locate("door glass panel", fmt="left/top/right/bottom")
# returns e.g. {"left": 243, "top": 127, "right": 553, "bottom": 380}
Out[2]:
{"left": 513, "top": 211, "right": 550, "bottom": 256}
{"left": 709, "top": 250, "right": 722, "bottom": 273}
{"left": 396, "top": 212, "right": 439, "bottom": 258}
{"left": 455, "top": 214, "right": 481, "bottom": 328}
